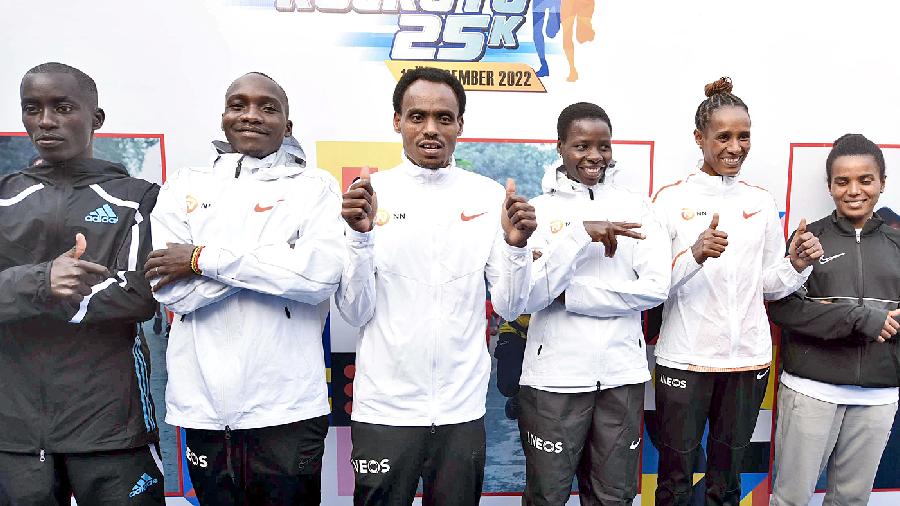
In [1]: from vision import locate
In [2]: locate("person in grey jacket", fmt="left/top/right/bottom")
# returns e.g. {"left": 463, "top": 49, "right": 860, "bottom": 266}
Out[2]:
{"left": 769, "top": 133, "right": 900, "bottom": 506}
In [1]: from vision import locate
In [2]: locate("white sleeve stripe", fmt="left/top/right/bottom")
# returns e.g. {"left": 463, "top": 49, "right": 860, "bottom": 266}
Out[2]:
{"left": 89, "top": 184, "right": 139, "bottom": 209}
{"left": 149, "top": 444, "right": 164, "bottom": 474}
{"left": 69, "top": 278, "right": 117, "bottom": 323}
{"left": 128, "top": 215, "right": 142, "bottom": 270}
{"left": 0, "top": 184, "right": 44, "bottom": 206}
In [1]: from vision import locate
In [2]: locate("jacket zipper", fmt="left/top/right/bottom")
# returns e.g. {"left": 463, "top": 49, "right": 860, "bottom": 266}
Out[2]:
{"left": 224, "top": 425, "right": 235, "bottom": 480}
{"left": 855, "top": 233, "right": 864, "bottom": 383}
{"left": 39, "top": 181, "right": 69, "bottom": 462}
{"left": 234, "top": 156, "right": 245, "bottom": 179}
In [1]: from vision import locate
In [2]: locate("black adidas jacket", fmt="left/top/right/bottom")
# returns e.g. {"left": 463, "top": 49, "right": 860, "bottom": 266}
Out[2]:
{"left": 769, "top": 212, "right": 900, "bottom": 387}
{"left": 0, "top": 158, "right": 160, "bottom": 454}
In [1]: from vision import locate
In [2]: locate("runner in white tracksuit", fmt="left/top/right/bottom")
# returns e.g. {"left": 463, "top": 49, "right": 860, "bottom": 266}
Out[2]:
{"left": 147, "top": 73, "right": 346, "bottom": 505}
{"left": 336, "top": 68, "right": 536, "bottom": 506}
{"left": 650, "top": 78, "right": 822, "bottom": 506}
{"left": 516, "top": 103, "right": 670, "bottom": 506}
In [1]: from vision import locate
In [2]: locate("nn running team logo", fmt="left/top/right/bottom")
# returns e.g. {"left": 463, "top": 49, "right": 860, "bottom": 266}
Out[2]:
{"left": 85, "top": 204, "right": 118, "bottom": 224}
{"left": 128, "top": 472, "right": 158, "bottom": 497}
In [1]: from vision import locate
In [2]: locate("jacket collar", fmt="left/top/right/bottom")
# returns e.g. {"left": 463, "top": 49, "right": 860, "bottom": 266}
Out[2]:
{"left": 399, "top": 152, "right": 457, "bottom": 185}
{"left": 22, "top": 157, "right": 130, "bottom": 187}
{"left": 830, "top": 210, "right": 884, "bottom": 236}
{"left": 210, "top": 136, "right": 307, "bottom": 180}
{"left": 686, "top": 170, "right": 740, "bottom": 195}
{"left": 542, "top": 166, "right": 606, "bottom": 198}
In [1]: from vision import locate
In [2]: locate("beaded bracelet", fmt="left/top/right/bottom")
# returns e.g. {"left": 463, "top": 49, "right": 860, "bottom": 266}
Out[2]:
{"left": 190, "top": 245, "right": 204, "bottom": 275}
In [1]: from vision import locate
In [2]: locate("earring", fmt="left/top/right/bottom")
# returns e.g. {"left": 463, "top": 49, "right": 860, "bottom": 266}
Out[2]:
{"left": 696, "top": 158, "right": 704, "bottom": 169}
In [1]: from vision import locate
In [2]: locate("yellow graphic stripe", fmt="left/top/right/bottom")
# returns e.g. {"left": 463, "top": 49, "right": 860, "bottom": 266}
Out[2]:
{"left": 385, "top": 61, "right": 546, "bottom": 93}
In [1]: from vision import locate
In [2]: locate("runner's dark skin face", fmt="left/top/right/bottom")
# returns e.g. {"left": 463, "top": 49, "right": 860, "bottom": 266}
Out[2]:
{"left": 394, "top": 80, "right": 463, "bottom": 169}
{"left": 222, "top": 74, "right": 292, "bottom": 158}
{"left": 829, "top": 154, "right": 885, "bottom": 228}
{"left": 20, "top": 72, "right": 104, "bottom": 163}
{"left": 694, "top": 106, "right": 751, "bottom": 177}
{"left": 559, "top": 118, "right": 612, "bottom": 186}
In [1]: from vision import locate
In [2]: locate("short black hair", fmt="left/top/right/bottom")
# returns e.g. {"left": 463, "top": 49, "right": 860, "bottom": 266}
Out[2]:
{"left": 694, "top": 77, "right": 749, "bottom": 131}
{"left": 23, "top": 62, "right": 98, "bottom": 107}
{"left": 826, "top": 133, "right": 886, "bottom": 182}
{"left": 392, "top": 67, "right": 466, "bottom": 116}
{"left": 227, "top": 72, "right": 290, "bottom": 117}
{"left": 557, "top": 102, "right": 612, "bottom": 141}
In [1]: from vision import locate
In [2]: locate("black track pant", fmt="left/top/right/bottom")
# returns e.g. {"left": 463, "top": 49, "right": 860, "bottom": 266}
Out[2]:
{"left": 0, "top": 445, "right": 164, "bottom": 506}
{"left": 350, "top": 417, "right": 486, "bottom": 506}
{"left": 517, "top": 384, "right": 644, "bottom": 506}
{"left": 184, "top": 416, "right": 328, "bottom": 506}
{"left": 653, "top": 366, "right": 769, "bottom": 506}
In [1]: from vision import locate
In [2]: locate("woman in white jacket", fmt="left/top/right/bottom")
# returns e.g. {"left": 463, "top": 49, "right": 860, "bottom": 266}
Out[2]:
{"left": 518, "top": 102, "right": 671, "bottom": 505}
{"left": 651, "top": 78, "right": 823, "bottom": 506}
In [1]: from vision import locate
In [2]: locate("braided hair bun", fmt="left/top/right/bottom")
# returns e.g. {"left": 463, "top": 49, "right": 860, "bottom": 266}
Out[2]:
{"left": 704, "top": 77, "right": 733, "bottom": 97}
{"left": 694, "top": 77, "right": 747, "bottom": 130}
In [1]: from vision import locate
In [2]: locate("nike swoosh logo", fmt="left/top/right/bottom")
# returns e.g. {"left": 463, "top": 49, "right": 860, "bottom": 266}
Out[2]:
{"left": 254, "top": 199, "right": 284, "bottom": 213}
{"left": 461, "top": 212, "right": 486, "bottom": 221}
{"left": 819, "top": 252, "right": 846, "bottom": 265}
{"left": 629, "top": 438, "right": 641, "bottom": 450}
{"left": 743, "top": 210, "right": 761, "bottom": 219}
{"left": 757, "top": 369, "right": 769, "bottom": 380}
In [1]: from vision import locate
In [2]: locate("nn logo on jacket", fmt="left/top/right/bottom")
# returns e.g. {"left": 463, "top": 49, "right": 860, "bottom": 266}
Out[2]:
{"left": 85, "top": 204, "right": 118, "bottom": 224}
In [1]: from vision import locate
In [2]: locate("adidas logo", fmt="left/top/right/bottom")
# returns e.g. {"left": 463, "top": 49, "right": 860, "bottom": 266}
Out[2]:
{"left": 128, "top": 472, "right": 158, "bottom": 498}
{"left": 85, "top": 204, "right": 119, "bottom": 224}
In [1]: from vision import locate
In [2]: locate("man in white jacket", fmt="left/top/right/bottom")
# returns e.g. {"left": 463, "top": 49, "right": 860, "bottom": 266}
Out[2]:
{"left": 518, "top": 102, "right": 671, "bottom": 505}
{"left": 145, "top": 72, "right": 346, "bottom": 505}
{"left": 336, "top": 67, "right": 536, "bottom": 505}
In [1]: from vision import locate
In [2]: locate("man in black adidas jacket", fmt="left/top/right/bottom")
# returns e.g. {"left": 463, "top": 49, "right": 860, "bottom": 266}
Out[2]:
{"left": 769, "top": 134, "right": 900, "bottom": 506}
{"left": 0, "top": 63, "right": 163, "bottom": 505}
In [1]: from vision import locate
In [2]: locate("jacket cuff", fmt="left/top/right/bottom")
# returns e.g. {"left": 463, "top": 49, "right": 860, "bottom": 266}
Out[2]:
{"left": 197, "top": 245, "right": 221, "bottom": 280}
{"left": 346, "top": 227, "right": 374, "bottom": 246}
{"left": 859, "top": 307, "right": 889, "bottom": 343}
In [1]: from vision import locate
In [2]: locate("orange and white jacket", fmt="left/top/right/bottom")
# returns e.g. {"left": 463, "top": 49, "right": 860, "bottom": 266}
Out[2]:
{"left": 335, "top": 158, "right": 532, "bottom": 427}
{"left": 520, "top": 167, "right": 670, "bottom": 388}
{"left": 652, "top": 171, "right": 811, "bottom": 369}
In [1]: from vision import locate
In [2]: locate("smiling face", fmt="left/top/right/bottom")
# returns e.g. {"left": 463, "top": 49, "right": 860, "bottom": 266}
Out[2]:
{"left": 829, "top": 154, "right": 885, "bottom": 228}
{"left": 393, "top": 79, "right": 463, "bottom": 170}
{"left": 559, "top": 118, "right": 612, "bottom": 186}
{"left": 694, "top": 105, "right": 751, "bottom": 177}
{"left": 221, "top": 74, "right": 292, "bottom": 158}
{"left": 20, "top": 72, "right": 103, "bottom": 163}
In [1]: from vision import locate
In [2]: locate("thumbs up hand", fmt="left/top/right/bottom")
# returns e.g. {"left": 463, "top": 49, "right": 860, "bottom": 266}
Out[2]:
{"left": 788, "top": 218, "right": 823, "bottom": 272}
{"left": 691, "top": 213, "right": 729, "bottom": 264}
{"left": 342, "top": 166, "right": 378, "bottom": 233}
{"left": 49, "top": 233, "right": 112, "bottom": 302}
{"left": 501, "top": 178, "right": 537, "bottom": 248}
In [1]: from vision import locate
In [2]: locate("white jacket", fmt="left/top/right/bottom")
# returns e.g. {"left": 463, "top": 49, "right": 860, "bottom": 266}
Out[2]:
{"left": 520, "top": 167, "right": 670, "bottom": 388}
{"left": 652, "top": 171, "right": 811, "bottom": 369}
{"left": 335, "top": 158, "right": 532, "bottom": 426}
{"left": 150, "top": 139, "right": 346, "bottom": 430}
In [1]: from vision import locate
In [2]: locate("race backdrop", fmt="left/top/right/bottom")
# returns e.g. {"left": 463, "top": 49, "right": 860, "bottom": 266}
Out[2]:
{"left": 1, "top": 0, "right": 899, "bottom": 504}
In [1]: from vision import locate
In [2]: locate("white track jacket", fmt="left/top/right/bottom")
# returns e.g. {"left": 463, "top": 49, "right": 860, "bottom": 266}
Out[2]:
{"left": 336, "top": 158, "right": 532, "bottom": 426}
{"left": 520, "top": 167, "right": 670, "bottom": 388}
{"left": 151, "top": 139, "right": 346, "bottom": 430}
{"left": 652, "top": 171, "right": 811, "bottom": 369}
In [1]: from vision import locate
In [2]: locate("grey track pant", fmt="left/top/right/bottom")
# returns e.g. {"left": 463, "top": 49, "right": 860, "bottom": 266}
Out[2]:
{"left": 771, "top": 384, "right": 897, "bottom": 506}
